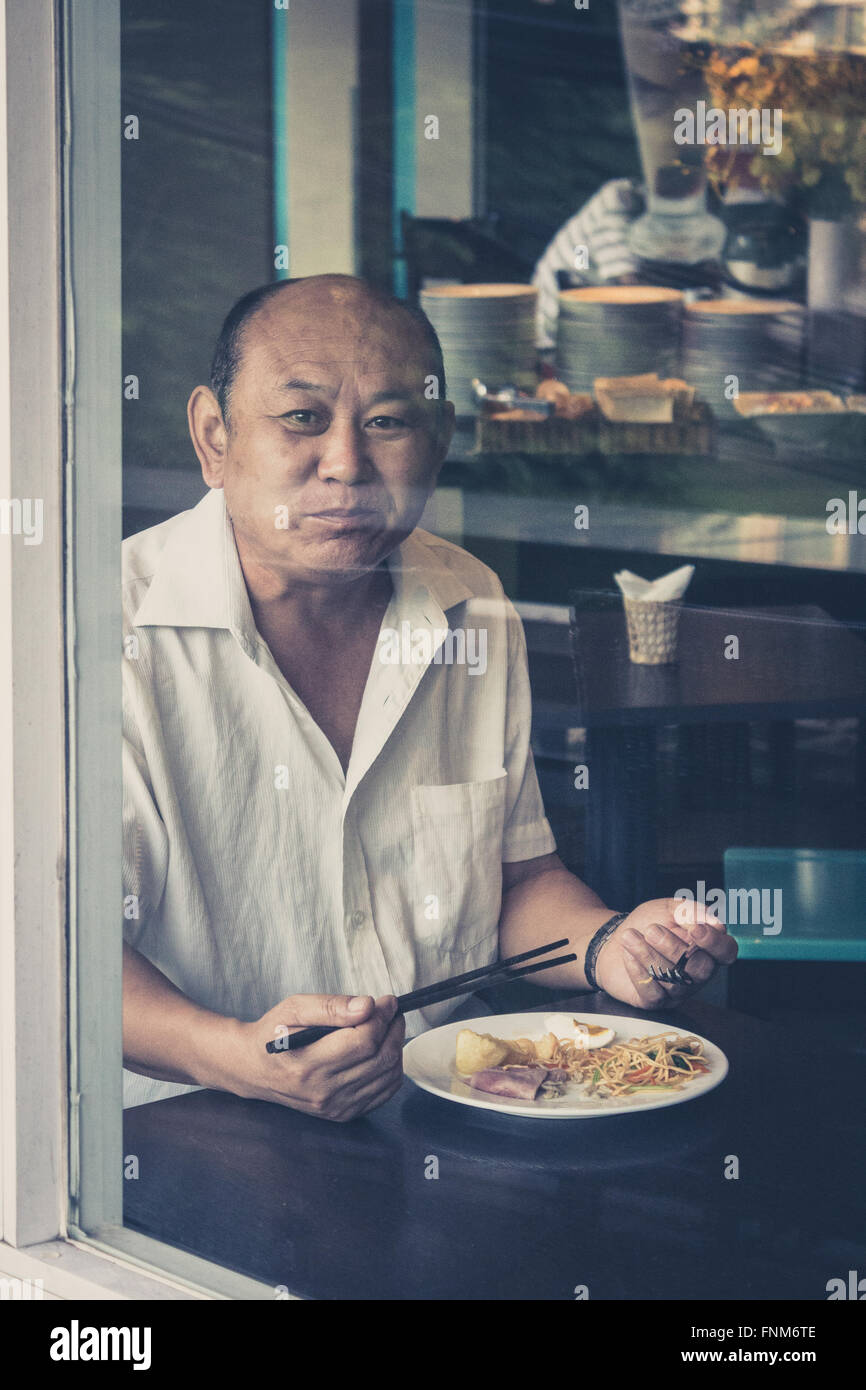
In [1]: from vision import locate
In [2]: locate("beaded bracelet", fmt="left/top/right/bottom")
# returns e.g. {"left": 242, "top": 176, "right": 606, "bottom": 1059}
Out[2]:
{"left": 583, "top": 911, "right": 630, "bottom": 990}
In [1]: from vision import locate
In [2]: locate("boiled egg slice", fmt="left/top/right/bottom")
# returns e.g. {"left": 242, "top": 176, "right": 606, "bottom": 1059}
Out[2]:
{"left": 542, "top": 1014, "right": 615, "bottom": 1049}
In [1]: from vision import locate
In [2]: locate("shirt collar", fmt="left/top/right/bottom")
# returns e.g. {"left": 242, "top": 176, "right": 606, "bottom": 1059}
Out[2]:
{"left": 384, "top": 524, "right": 474, "bottom": 619}
{"left": 130, "top": 487, "right": 476, "bottom": 641}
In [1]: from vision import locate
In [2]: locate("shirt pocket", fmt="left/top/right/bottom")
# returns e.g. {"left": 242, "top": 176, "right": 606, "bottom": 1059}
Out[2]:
{"left": 410, "top": 769, "right": 507, "bottom": 957}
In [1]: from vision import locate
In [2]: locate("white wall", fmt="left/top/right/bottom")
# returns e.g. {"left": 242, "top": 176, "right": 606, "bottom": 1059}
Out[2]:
{"left": 284, "top": 0, "right": 359, "bottom": 276}
{"left": 415, "top": 0, "right": 474, "bottom": 219}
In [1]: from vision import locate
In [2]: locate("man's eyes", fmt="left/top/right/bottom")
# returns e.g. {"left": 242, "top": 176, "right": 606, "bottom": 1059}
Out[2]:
{"left": 279, "top": 411, "right": 411, "bottom": 430}
{"left": 282, "top": 410, "right": 319, "bottom": 425}
{"left": 365, "top": 415, "right": 409, "bottom": 430}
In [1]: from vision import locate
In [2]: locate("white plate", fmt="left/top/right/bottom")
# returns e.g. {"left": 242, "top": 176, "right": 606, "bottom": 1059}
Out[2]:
{"left": 403, "top": 1012, "right": 728, "bottom": 1119}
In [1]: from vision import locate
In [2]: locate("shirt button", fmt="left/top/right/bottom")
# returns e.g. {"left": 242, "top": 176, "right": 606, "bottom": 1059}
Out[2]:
{"left": 349, "top": 910, "right": 366, "bottom": 929}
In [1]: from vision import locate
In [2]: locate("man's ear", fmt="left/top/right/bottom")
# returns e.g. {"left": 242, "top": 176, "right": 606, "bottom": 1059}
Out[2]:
{"left": 188, "top": 385, "right": 228, "bottom": 487}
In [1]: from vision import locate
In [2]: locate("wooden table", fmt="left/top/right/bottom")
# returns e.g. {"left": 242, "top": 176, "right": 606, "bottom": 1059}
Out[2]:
{"left": 122, "top": 991, "right": 866, "bottom": 1301}
{"left": 524, "top": 603, "right": 866, "bottom": 908}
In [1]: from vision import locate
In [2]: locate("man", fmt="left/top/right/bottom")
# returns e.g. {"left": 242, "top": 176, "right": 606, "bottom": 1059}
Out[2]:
{"left": 532, "top": 179, "right": 644, "bottom": 348}
{"left": 122, "top": 273, "right": 736, "bottom": 1119}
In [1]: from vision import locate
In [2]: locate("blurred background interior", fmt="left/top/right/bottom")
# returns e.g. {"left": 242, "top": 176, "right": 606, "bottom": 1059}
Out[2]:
{"left": 121, "top": 0, "right": 866, "bottom": 1040}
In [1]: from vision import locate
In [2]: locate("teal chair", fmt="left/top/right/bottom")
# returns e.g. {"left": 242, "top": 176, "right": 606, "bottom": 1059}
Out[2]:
{"left": 723, "top": 848, "right": 866, "bottom": 961}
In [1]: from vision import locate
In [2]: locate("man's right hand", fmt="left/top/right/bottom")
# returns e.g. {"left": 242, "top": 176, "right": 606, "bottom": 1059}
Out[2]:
{"left": 222, "top": 993, "right": 406, "bottom": 1122}
{"left": 123, "top": 943, "right": 404, "bottom": 1122}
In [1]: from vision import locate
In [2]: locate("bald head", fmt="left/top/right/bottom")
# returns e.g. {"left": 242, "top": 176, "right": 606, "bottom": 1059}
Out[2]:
{"left": 210, "top": 274, "right": 447, "bottom": 427}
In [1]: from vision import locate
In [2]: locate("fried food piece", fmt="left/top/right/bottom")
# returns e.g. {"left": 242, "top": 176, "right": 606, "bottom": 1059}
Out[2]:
{"left": 534, "top": 1031, "right": 559, "bottom": 1062}
{"left": 455, "top": 1028, "right": 540, "bottom": 1073}
{"left": 536, "top": 379, "right": 571, "bottom": 410}
{"left": 734, "top": 390, "right": 844, "bottom": 417}
{"left": 560, "top": 391, "right": 595, "bottom": 420}
{"left": 455, "top": 1029, "right": 512, "bottom": 1075}
{"left": 497, "top": 1037, "right": 537, "bottom": 1065}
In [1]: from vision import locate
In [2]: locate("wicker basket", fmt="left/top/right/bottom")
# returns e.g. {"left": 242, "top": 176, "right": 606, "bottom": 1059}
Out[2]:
{"left": 623, "top": 597, "right": 683, "bottom": 665}
{"left": 475, "top": 401, "right": 714, "bottom": 456}
{"left": 476, "top": 411, "right": 598, "bottom": 455}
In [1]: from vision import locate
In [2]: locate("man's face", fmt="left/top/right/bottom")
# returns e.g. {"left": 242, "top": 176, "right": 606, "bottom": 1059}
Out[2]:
{"left": 211, "top": 283, "right": 453, "bottom": 586}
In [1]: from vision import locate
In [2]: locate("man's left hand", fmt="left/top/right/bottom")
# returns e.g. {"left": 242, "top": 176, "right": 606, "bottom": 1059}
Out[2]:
{"left": 594, "top": 897, "right": 738, "bottom": 1008}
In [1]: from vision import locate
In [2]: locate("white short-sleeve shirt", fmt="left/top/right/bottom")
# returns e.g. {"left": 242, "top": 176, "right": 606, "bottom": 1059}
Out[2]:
{"left": 122, "top": 487, "right": 556, "bottom": 1106}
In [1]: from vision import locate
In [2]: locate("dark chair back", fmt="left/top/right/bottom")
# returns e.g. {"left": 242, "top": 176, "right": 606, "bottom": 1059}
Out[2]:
{"left": 399, "top": 210, "right": 534, "bottom": 304}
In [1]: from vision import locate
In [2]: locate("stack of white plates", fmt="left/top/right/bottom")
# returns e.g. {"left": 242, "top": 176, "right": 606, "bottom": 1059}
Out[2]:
{"left": 420, "top": 283, "right": 538, "bottom": 417}
{"left": 682, "top": 299, "right": 805, "bottom": 414}
{"left": 556, "top": 286, "right": 684, "bottom": 393}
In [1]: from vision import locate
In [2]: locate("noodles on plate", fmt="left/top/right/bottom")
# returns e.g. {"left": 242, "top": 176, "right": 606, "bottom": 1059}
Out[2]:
{"left": 504, "top": 1030, "right": 711, "bottom": 1098}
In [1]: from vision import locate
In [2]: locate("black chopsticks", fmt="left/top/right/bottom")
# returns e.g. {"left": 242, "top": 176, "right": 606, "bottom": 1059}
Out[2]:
{"left": 264, "top": 937, "right": 575, "bottom": 1053}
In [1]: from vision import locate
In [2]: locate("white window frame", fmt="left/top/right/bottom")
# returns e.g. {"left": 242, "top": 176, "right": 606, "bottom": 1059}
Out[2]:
{"left": 0, "top": 0, "right": 285, "bottom": 1300}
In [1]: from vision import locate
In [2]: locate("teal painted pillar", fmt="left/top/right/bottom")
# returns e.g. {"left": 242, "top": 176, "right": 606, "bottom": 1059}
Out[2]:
{"left": 392, "top": 0, "right": 416, "bottom": 296}
{"left": 272, "top": 0, "right": 290, "bottom": 278}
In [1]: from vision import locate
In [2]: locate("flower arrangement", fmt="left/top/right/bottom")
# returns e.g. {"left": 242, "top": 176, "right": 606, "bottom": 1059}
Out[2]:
{"left": 702, "top": 46, "right": 866, "bottom": 218}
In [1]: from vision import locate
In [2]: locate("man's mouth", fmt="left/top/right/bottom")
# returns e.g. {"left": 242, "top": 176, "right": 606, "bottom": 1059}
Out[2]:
{"left": 309, "top": 507, "right": 378, "bottom": 516}
{"left": 306, "top": 507, "right": 381, "bottom": 522}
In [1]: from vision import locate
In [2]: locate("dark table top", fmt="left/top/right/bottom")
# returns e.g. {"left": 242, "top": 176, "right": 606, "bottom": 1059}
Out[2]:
{"left": 526, "top": 603, "right": 866, "bottom": 728}
{"left": 123, "top": 992, "right": 866, "bottom": 1300}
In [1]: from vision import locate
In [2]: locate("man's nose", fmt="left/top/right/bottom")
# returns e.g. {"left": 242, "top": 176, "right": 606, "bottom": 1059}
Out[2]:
{"left": 315, "top": 419, "right": 373, "bottom": 484}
